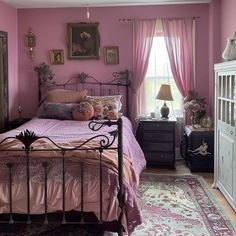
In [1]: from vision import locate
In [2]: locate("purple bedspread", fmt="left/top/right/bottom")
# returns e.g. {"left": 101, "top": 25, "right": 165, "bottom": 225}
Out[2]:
{"left": 0, "top": 116, "right": 146, "bottom": 234}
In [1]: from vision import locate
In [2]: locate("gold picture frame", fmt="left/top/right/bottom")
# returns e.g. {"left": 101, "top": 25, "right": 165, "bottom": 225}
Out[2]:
{"left": 67, "top": 22, "right": 100, "bottom": 59}
{"left": 104, "top": 46, "right": 119, "bottom": 65}
{"left": 50, "top": 49, "right": 64, "bottom": 65}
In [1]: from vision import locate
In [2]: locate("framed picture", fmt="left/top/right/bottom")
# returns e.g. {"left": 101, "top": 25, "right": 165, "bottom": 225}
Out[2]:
{"left": 67, "top": 22, "right": 100, "bottom": 59}
{"left": 50, "top": 49, "right": 64, "bottom": 65}
{"left": 104, "top": 46, "right": 119, "bottom": 65}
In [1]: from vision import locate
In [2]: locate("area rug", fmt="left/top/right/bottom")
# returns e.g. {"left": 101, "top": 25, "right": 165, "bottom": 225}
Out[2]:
{"left": 133, "top": 174, "right": 236, "bottom": 236}
{"left": 0, "top": 174, "right": 235, "bottom": 236}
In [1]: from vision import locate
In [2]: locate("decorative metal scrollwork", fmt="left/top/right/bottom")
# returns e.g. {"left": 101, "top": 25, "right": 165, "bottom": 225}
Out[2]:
{"left": 16, "top": 129, "right": 40, "bottom": 150}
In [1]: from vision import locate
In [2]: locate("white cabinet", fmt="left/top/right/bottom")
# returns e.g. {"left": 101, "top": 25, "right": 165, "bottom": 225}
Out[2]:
{"left": 214, "top": 61, "right": 236, "bottom": 212}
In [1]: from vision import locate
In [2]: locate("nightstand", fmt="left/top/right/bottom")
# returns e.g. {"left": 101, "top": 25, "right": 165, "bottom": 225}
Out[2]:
{"left": 136, "top": 117, "right": 176, "bottom": 168}
{"left": 9, "top": 118, "right": 31, "bottom": 130}
{"left": 181, "top": 125, "right": 214, "bottom": 172}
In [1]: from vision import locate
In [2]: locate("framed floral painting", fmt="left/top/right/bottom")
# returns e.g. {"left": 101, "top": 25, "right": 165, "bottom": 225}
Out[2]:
{"left": 50, "top": 49, "right": 64, "bottom": 65}
{"left": 67, "top": 22, "right": 100, "bottom": 59}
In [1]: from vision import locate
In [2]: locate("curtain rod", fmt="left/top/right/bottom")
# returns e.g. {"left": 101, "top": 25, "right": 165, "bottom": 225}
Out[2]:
{"left": 119, "top": 16, "right": 200, "bottom": 23}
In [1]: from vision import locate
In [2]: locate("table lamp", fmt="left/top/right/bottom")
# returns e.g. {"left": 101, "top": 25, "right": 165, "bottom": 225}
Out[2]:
{"left": 156, "top": 84, "right": 173, "bottom": 119}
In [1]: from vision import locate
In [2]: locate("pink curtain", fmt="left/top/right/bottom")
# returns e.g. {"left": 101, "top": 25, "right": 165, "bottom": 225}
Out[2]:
{"left": 130, "top": 19, "right": 156, "bottom": 125}
{"left": 162, "top": 19, "right": 193, "bottom": 98}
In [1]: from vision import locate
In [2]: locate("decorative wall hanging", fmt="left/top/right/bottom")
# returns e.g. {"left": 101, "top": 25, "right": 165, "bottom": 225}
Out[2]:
{"left": 67, "top": 22, "right": 100, "bottom": 60}
{"left": 104, "top": 46, "right": 119, "bottom": 65}
{"left": 49, "top": 49, "right": 64, "bottom": 65}
{"left": 25, "top": 28, "right": 36, "bottom": 61}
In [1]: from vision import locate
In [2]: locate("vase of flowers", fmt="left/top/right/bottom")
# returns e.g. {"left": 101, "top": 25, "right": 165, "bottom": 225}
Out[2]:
{"left": 183, "top": 90, "right": 207, "bottom": 128}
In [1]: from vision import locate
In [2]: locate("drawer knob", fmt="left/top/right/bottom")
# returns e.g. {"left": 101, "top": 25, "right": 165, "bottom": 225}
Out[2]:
{"left": 229, "top": 131, "right": 233, "bottom": 134}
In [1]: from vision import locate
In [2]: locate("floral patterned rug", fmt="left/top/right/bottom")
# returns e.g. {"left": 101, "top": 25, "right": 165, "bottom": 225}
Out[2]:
{"left": 133, "top": 174, "right": 236, "bottom": 236}
{"left": 0, "top": 174, "right": 235, "bottom": 236}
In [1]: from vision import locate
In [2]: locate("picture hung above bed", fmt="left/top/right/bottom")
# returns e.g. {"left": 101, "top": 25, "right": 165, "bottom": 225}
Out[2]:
{"left": 0, "top": 70, "right": 146, "bottom": 236}
{"left": 67, "top": 22, "right": 100, "bottom": 60}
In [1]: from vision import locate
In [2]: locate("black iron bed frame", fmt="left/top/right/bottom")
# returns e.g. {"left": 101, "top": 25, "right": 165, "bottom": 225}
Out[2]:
{"left": 0, "top": 70, "right": 131, "bottom": 236}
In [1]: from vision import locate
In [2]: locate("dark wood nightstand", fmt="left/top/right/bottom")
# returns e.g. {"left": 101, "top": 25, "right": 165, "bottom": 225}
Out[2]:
{"left": 181, "top": 125, "right": 214, "bottom": 172}
{"left": 136, "top": 117, "right": 176, "bottom": 168}
{"left": 9, "top": 118, "right": 31, "bottom": 130}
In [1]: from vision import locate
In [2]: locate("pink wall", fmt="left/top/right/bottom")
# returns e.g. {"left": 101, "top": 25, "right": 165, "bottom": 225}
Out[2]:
{"left": 208, "top": 0, "right": 221, "bottom": 114}
{"left": 17, "top": 4, "right": 210, "bottom": 118}
{"left": 0, "top": 2, "right": 18, "bottom": 120}
{"left": 207, "top": 0, "right": 236, "bottom": 117}
{"left": 220, "top": 0, "right": 236, "bottom": 52}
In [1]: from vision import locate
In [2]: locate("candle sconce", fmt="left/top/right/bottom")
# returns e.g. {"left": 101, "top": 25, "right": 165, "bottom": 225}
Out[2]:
{"left": 25, "top": 28, "right": 36, "bottom": 61}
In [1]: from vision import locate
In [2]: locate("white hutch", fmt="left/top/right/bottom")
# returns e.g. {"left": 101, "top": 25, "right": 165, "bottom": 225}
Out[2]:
{"left": 214, "top": 60, "right": 236, "bottom": 212}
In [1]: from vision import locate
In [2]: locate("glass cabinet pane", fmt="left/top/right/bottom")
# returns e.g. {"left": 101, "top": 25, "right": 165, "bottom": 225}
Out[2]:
{"left": 231, "top": 103, "right": 235, "bottom": 127}
{"left": 222, "top": 76, "right": 226, "bottom": 98}
{"left": 218, "top": 99, "right": 222, "bottom": 121}
{"left": 232, "top": 75, "right": 235, "bottom": 100}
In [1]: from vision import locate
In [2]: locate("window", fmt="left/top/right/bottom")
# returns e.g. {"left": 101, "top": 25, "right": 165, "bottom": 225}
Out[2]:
{"left": 141, "top": 36, "right": 182, "bottom": 117}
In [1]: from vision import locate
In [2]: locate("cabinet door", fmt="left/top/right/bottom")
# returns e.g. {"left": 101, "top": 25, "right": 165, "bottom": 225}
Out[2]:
{"left": 218, "top": 131, "right": 234, "bottom": 196}
{"left": 216, "top": 72, "right": 236, "bottom": 197}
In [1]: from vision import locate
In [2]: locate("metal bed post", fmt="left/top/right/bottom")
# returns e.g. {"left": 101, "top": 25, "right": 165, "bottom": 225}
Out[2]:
{"left": 117, "top": 118, "right": 124, "bottom": 236}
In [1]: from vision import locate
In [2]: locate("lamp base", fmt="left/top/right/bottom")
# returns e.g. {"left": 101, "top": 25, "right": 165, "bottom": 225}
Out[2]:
{"left": 160, "top": 102, "right": 170, "bottom": 119}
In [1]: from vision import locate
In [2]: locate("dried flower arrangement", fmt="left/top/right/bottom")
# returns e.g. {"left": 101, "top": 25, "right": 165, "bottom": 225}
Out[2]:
{"left": 183, "top": 90, "right": 207, "bottom": 126}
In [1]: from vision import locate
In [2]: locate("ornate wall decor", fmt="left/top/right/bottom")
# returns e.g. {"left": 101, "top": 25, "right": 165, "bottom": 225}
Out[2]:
{"left": 25, "top": 28, "right": 36, "bottom": 61}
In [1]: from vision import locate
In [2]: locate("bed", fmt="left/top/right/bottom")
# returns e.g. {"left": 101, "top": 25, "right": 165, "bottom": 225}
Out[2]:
{"left": 0, "top": 70, "right": 146, "bottom": 236}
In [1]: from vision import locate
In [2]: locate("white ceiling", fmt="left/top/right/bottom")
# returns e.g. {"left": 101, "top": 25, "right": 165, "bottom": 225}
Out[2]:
{"left": 1, "top": 0, "right": 211, "bottom": 9}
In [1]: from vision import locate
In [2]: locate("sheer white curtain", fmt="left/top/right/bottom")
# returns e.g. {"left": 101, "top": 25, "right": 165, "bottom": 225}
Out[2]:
{"left": 130, "top": 19, "right": 156, "bottom": 124}
{"left": 162, "top": 18, "right": 194, "bottom": 97}
{"left": 139, "top": 20, "right": 182, "bottom": 118}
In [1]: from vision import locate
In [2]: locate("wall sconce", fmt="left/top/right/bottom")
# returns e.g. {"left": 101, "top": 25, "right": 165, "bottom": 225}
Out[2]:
{"left": 25, "top": 28, "right": 36, "bottom": 61}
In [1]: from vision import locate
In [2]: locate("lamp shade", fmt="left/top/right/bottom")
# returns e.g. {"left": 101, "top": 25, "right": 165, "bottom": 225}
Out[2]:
{"left": 156, "top": 84, "right": 173, "bottom": 101}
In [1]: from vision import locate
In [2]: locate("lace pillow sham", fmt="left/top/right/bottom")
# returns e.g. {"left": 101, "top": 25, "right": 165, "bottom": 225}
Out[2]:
{"left": 86, "top": 95, "right": 122, "bottom": 120}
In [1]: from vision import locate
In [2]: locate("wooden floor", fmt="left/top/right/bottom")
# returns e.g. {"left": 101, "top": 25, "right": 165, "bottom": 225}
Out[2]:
{"left": 144, "top": 159, "right": 236, "bottom": 226}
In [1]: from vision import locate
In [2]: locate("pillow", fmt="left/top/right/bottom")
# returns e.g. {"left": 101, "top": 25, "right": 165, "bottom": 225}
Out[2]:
{"left": 38, "top": 103, "right": 77, "bottom": 120}
{"left": 72, "top": 102, "right": 94, "bottom": 121}
{"left": 86, "top": 95, "right": 122, "bottom": 120}
{"left": 46, "top": 89, "right": 87, "bottom": 103}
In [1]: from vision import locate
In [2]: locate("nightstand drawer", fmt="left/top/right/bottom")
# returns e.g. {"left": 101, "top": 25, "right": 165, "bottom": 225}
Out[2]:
{"left": 143, "top": 132, "right": 173, "bottom": 142}
{"left": 145, "top": 152, "right": 174, "bottom": 163}
{"left": 142, "top": 122, "right": 174, "bottom": 131}
{"left": 136, "top": 118, "right": 176, "bottom": 168}
{"left": 143, "top": 142, "right": 174, "bottom": 152}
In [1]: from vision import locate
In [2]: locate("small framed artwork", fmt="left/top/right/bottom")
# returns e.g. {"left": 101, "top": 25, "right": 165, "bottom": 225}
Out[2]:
{"left": 104, "top": 46, "right": 119, "bottom": 65}
{"left": 67, "top": 22, "right": 100, "bottom": 60}
{"left": 50, "top": 49, "right": 64, "bottom": 65}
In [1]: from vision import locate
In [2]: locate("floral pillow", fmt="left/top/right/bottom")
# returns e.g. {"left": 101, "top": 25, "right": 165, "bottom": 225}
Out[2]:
{"left": 72, "top": 102, "right": 94, "bottom": 121}
{"left": 86, "top": 95, "right": 122, "bottom": 120}
{"left": 46, "top": 89, "right": 87, "bottom": 103}
{"left": 38, "top": 103, "right": 77, "bottom": 120}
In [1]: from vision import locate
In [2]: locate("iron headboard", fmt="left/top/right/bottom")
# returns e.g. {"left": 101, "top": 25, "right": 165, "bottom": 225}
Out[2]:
{"left": 38, "top": 70, "right": 130, "bottom": 118}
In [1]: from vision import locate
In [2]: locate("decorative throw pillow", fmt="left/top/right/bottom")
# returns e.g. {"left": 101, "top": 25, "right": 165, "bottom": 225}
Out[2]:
{"left": 46, "top": 89, "right": 87, "bottom": 103}
{"left": 72, "top": 102, "right": 94, "bottom": 121}
{"left": 86, "top": 95, "right": 122, "bottom": 120}
{"left": 38, "top": 103, "right": 77, "bottom": 120}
